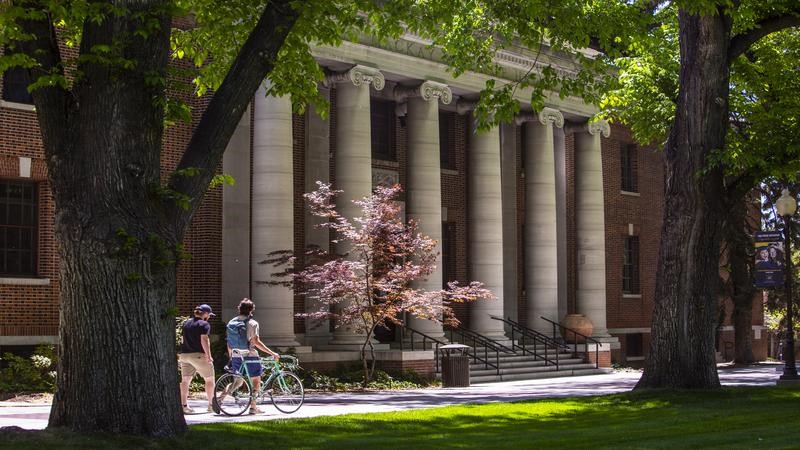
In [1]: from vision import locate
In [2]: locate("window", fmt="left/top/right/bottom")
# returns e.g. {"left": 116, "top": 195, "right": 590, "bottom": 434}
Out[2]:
{"left": 0, "top": 180, "right": 38, "bottom": 276}
{"left": 439, "top": 112, "right": 455, "bottom": 170}
{"left": 622, "top": 236, "right": 640, "bottom": 294}
{"left": 2, "top": 66, "right": 34, "bottom": 104}
{"left": 626, "top": 333, "right": 643, "bottom": 357}
{"left": 442, "top": 222, "right": 457, "bottom": 289}
{"left": 621, "top": 143, "right": 638, "bottom": 192}
{"left": 370, "top": 98, "right": 396, "bottom": 161}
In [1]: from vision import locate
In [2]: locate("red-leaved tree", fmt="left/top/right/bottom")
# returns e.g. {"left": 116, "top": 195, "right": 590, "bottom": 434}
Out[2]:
{"left": 270, "top": 182, "right": 493, "bottom": 385}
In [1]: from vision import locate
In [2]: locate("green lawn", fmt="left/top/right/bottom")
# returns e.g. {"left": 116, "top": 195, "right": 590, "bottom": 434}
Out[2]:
{"left": 4, "top": 386, "right": 800, "bottom": 449}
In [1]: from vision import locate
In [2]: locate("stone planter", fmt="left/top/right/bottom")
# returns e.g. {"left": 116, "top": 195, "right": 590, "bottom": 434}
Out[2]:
{"left": 561, "top": 314, "right": 593, "bottom": 343}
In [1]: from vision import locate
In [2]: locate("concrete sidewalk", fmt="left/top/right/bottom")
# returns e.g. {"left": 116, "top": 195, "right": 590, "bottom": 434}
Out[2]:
{"left": 0, "top": 364, "right": 783, "bottom": 430}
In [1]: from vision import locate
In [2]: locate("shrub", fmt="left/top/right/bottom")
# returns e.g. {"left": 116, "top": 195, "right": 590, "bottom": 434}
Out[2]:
{"left": 0, "top": 345, "right": 58, "bottom": 395}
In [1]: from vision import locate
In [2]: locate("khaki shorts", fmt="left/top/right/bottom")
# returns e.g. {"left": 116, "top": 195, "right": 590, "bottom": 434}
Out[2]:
{"left": 178, "top": 353, "right": 215, "bottom": 379}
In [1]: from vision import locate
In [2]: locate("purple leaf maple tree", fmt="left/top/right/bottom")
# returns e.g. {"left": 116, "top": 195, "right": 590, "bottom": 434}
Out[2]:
{"left": 267, "top": 182, "right": 493, "bottom": 385}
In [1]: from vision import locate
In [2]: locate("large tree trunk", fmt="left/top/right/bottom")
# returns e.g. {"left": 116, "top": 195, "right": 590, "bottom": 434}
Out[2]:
{"left": 49, "top": 234, "right": 183, "bottom": 434}
{"left": 637, "top": 9, "right": 732, "bottom": 389}
{"left": 39, "top": 4, "right": 185, "bottom": 435}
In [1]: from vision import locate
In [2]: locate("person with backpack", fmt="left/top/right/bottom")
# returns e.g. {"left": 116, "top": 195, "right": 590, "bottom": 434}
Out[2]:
{"left": 226, "top": 298, "right": 280, "bottom": 414}
{"left": 179, "top": 304, "right": 216, "bottom": 414}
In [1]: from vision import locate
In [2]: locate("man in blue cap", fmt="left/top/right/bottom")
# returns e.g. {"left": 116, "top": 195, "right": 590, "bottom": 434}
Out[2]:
{"left": 179, "top": 304, "right": 216, "bottom": 414}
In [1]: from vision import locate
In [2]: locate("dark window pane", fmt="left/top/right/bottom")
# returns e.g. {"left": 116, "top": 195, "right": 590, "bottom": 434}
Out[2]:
{"left": 0, "top": 180, "right": 38, "bottom": 276}
{"left": 371, "top": 98, "right": 395, "bottom": 161}
{"left": 6, "top": 227, "right": 19, "bottom": 249}
{"left": 8, "top": 204, "right": 21, "bottom": 225}
{"left": 621, "top": 144, "right": 638, "bottom": 192}
{"left": 2, "top": 66, "right": 34, "bottom": 104}
{"left": 7, "top": 184, "right": 23, "bottom": 200}
{"left": 623, "top": 236, "right": 640, "bottom": 294}
{"left": 626, "top": 333, "right": 643, "bottom": 357}
{"left": 6, "top": 250, "right": 19, "bottom": 273}
{"left": 23, "top": 185, "right": 34, "bottom": 201}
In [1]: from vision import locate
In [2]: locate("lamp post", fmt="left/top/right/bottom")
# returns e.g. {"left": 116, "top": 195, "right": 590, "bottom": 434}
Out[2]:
{"left": 776, "top": 188, "right": 798, "bottom": 381}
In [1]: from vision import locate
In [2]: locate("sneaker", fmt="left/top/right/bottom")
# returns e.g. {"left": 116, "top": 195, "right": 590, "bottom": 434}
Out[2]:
{"left": 182, "top": 405, "right": 195, "bottom": 414}
{"left": 249, "top": 406, "right": 263, "bottom": 415}
{"left": 207, "top": 404, "right": 214, "bottom": 413}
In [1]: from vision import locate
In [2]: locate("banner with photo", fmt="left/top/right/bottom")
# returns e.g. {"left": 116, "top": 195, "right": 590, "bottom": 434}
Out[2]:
{"left": 754, "top": 231, "right": 785, "bottom": 288}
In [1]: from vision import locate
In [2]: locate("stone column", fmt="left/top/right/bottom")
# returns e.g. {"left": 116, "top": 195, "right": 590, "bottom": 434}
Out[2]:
{"left": 222, "top": 105, "right": 252, "bottom": 321}
{"left": 398, "top": 81, "right": 452, "bottom": 340}
{"left": 467, "top": 115, "right": 506, "bottom": 340}
{"left": 574, "top": 120, "right": 612, "bottom": 339}
{"left": 500, "top": 123, "right": 518, "bottom": 326}
{"left": 251, "top": 86, "right": 300, "bottom": 347}
{"left": 327, "top": 65, "right": 385, "bottom": 346}
{"left": 304, "top": 87, "right": 331, "bottom": 347}
{"left": 520, "top": 108, "right": 564, "bottom": 335}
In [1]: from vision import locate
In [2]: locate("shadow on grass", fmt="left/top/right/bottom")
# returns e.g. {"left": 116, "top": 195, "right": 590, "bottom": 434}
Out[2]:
{"left": 3, "top": 387, "right": 800, "bottom": 449}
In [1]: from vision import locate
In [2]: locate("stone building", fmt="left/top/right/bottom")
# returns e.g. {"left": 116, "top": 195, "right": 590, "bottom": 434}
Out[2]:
{"left": 0, "top": 33, "right": 766, "bottom": 378}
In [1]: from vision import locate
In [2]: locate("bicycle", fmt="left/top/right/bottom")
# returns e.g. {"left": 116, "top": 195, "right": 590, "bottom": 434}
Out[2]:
{"left": 213, "top": 351, "right": 304, "bottom": 415}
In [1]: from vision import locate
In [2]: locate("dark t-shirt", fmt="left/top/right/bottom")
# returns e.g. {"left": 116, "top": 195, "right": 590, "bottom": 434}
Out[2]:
{"left": 180, "top": 317, "right": 211, "bottom": 354}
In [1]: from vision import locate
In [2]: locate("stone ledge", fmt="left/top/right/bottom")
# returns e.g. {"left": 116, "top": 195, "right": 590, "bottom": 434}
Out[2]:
{"left": 0, "top": 277, "right": 50, "bottom": 286}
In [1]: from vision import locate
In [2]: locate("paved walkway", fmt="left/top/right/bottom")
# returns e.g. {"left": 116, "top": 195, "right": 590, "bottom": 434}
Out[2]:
{"left": 0, "top": 364, "right": 783, "bottom": 430}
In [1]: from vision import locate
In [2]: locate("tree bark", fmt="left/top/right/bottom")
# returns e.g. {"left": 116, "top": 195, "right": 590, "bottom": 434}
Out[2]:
{"left": 637, "top": 8, "right": 731, "bottom": 389}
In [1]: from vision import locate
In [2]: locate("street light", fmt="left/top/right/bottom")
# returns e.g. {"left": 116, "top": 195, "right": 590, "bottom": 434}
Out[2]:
{"left": 776, "top": 188, "right": 798, "bottom": 381}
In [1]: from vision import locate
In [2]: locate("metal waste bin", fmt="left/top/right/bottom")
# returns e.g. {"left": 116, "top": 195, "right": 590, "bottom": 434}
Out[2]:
{"left": 440, "top": 344, "right": 470, "bottom": 387}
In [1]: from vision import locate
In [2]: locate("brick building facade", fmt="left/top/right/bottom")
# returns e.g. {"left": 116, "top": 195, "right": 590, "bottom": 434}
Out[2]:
{"left": 0, "top": 35, "right": 766, "bottom": 370}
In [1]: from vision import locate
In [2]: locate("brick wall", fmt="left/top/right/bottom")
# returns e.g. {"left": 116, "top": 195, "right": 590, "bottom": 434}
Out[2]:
{"left": 603, "top": 126, "right": 664, "bottom": 333}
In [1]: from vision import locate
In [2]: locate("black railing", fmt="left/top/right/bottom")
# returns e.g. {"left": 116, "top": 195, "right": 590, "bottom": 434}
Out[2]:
{"left": 539, "top": 316, "right": 600, "bottom": 369}
{"left": 445, "top": 326, "right": 512, "bottom": 375}
{"left": 398, "top": 324, "right": 505, "bottom": 375}
{"left": 397, "top": 325, "right": 447, "bottom": 373}
{"left": 490, "top": 315, "right": 568, "bottom": 370}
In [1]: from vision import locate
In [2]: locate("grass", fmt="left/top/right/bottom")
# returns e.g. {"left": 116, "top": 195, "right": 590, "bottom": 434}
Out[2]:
{"left": 4, "top": 386, "right": 800, "bottom": 449}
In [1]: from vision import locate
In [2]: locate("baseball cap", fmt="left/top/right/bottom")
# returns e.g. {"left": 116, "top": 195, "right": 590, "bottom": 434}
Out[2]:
{"left": 195, "top": 304, "right": 216, "bottom": 316}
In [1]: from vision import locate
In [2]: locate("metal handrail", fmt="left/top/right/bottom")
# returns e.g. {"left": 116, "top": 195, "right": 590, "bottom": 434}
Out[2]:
{"left": 490, "top": 315, "right": 566, "bottom": 369}
{"left": 397, "top": 325, "right": 447, "bottom": 373}
{"left": 444, "top": 326, "right": 510, "bottom": 375}
{"left": 398, "top": 324, "right": 502, "bottom": 375}
{"left": 539, "top": 316, "right": 600, "bottom": 369}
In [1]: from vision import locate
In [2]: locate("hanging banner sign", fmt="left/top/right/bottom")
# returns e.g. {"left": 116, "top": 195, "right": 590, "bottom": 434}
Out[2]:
{"left": 754, "top": 231, "right": 785, "bottom": 288}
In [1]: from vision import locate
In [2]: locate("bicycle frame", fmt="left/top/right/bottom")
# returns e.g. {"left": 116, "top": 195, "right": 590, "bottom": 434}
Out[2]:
{"left": 222, "top": 350, "right": 297, "bottom": 410}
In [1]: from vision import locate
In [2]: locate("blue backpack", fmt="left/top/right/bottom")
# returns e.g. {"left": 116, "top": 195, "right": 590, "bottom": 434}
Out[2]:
{"left": 226, "top": 316, "right": 251, "bottom": 350}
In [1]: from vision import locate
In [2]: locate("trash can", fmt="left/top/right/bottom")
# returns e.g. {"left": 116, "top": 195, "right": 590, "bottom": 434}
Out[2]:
{"left": 440, "top": 344, "right": 470, "bottom": 387}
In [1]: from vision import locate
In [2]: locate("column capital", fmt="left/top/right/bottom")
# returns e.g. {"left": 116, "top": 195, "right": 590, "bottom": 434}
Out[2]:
{"left": 324, "top": 65, "right": 385, "bottom": 91}
{"left": 394, "top": 80, "right": 452, "bottom": 105}
{"left": 587, "top": 119, "right": 610, "bottom": 138}
{"left": 539, "top": 107, "right": 565, "bottom": 128}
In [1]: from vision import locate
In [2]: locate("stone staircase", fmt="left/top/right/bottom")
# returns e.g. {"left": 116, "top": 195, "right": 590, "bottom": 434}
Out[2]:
{"left": 436, "top": 342, "right": 608, "bottom": 383}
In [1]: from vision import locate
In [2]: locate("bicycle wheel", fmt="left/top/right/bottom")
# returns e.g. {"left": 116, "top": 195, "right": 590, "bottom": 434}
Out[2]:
{"left": 214, "top": 372, "right": 251, "bottom": 416}
{"left": 268, "top": 371, "right": 304, "bottom": 414}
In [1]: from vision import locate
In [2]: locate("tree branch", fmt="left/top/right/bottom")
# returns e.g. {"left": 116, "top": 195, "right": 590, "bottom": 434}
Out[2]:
{"left": 15, "top": 1, "right": 71, "bottom": 158}
{"left": 728, "top": 12, "right": 800, "bottom": 62}
{"left": 168, "top": 0, "right": 299, "bottom": 234}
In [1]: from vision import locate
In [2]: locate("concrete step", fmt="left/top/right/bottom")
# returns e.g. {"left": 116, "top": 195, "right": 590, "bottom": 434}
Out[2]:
{"left": 469, "top": 358, "right": 586, "bottom": 370}
{"left": 468, "top": 362, "right": 598, "bottom": 377}
{"left": 470, "top": 367, "right": 609, "bottom": 383}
